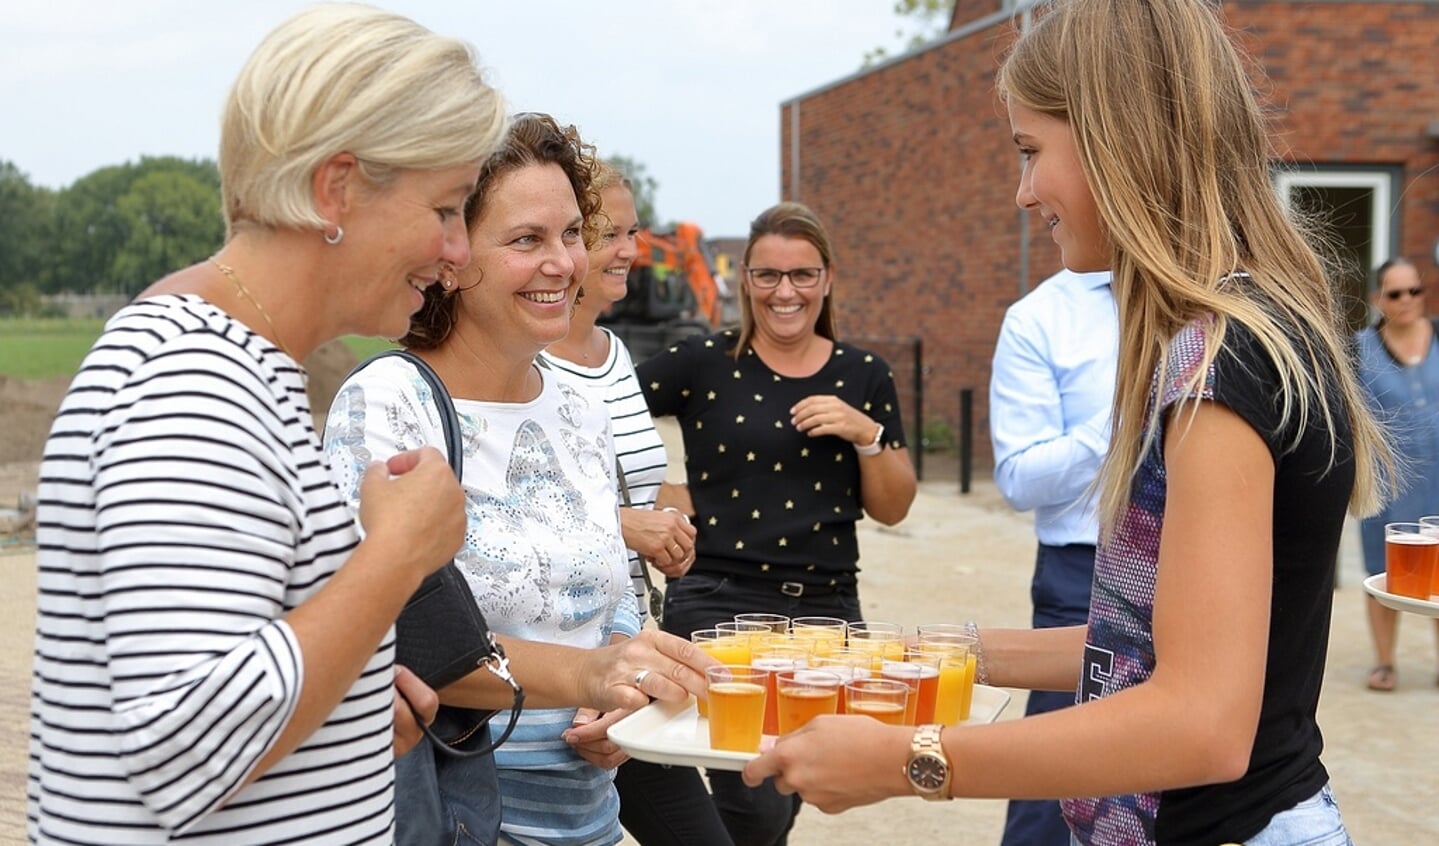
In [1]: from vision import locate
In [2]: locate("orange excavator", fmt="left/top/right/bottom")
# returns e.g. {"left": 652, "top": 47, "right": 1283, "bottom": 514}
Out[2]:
{"left": 599, "top": 221, "right": 733, "bottom": 360}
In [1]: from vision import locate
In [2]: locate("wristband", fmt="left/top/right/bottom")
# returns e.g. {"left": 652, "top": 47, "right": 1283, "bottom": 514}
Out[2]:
{"left": 963, "top": 620, "right": 989, "bottom": 685}
{"left": 855, "top": 423, "right": 884, "bottom": 456}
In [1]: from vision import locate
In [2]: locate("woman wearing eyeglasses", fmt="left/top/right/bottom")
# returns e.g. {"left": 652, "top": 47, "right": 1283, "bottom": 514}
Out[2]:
{"left": 1355, "top": 257, "right": 1439, "bottom": 692}
{"left": 635, "top": 200, "right": 917, "bottom": 846}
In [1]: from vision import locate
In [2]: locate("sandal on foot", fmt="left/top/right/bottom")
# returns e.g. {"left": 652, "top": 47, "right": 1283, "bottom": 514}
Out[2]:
{"left": 1366, "top": 664, "right": 1396, "bottom": 692}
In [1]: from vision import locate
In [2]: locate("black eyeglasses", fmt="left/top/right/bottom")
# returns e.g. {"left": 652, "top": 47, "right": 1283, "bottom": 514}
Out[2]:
{"left": 1382, "top": 286, "right": 1424, "bottom": 301}
{"left": 746, "top": 267, "right": 825, "bottom": 289}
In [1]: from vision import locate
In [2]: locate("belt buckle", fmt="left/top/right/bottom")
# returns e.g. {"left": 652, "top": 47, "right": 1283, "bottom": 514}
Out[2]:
{"left": 780, "top": 581, "right": 804, "bottom": 597}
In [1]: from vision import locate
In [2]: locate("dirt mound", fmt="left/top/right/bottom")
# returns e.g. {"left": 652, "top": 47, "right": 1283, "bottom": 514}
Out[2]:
{"left": 0, "top": 341, "right": 359, "bottom": 469}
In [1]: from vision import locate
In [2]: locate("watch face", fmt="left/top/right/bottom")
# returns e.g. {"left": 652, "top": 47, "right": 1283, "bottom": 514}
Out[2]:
{"left": 908, "top": 754, "right": 947, "bottom": 790}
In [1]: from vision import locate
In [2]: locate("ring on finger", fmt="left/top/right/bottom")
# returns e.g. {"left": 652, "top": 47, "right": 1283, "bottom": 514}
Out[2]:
{"left": 634, "top": 669, "right": 651, "bottom": 687}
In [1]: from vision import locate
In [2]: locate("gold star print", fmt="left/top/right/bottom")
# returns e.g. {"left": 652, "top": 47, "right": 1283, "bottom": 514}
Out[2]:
{"left": 718, "top": 444, "right": 726, "bottom": 453}
{"left": 760, "top": 562, "right": 769, "bottom": 571}
{"left": 708, "top": 516, "right": 718, "bottom": 526}
{"left": 736, "top": 540, "right": 745, "bottom": 550}
{"left": 754, "top": 394, "right": 763, "bottom": 402}
{"left": 705, "top": 339, "right": 715, "bottom": 347}
{"left": 696, "top": 421, "right": 704, "bottom": 430}
{"left": 814, "top": 481, "right": 823, "bottom": 491}
{"left": 773, "top": 462, "right": 782, "bottom": 472}
{"left": 708, "top": 391, "right": 716, "bottom": 400}
{"left": 649, "top": 381, "right": 660, "bottom": 391}
{"left": 732, "top": 488, "right": 740, "bottom": 498}
{"left": 833, "top": 537, "right": 840, "bottom": 545}
{"left": 834, "top": 506, "right": 842, "bottom": 513}
{"left": 835, "top": 380, "right": 845, "bottom": 388}
{"left": 806, "top": 563, "right": 816, "bottom": 571}
{"left": 733, "top": 370, "right": 742, "bottom": 379}
{"left": 682, "top": 388, "right": 691, "bottom": 397}
{"left": 700, "top": 471, "right": 709, "bottom": 481}
{"left": 752, "top": 509, "right": 761, "bottom": 519}
{"left": 865, "top": 354, "right": 874, "bottom": 362}
{"left": 785, "top": 500, "right": 794, "bottom": 509}
{"left": 779, "top": 538, "right": 788, "bottom": 547}
{"left": 836, "top": 348, "right": 845, "bottom": 355}
{"left": 736, "top": 414, "right": 746, "bottom": 424}
{"left": 885, "top": 403, "right": 893, "bottom": 412}
{"left": 773, "top": 374, "right": 781, "bottom": 382}
{"left": 813, "top": 523, "right": 821, "bottom": 531}
{"left": 747, "top": 452, "right": 756, "bottom": 461}
{"left": 800, "top": 448, "right": 810, "bottom": 458}
{"left": 835, "top": 453, "right": 844, "bottom": 462}
{"left": 863, "top": 401, "right": 872, "bottom": 411}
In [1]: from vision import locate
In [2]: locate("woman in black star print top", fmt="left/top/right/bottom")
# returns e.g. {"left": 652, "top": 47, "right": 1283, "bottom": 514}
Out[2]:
{"left": 636, "top": 201, "right": 917, "bottom": 846}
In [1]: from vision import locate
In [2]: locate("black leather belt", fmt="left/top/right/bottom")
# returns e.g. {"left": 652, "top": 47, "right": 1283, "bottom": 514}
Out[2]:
{"left": 777, "top": 580, "right": 846, "bottom": 597}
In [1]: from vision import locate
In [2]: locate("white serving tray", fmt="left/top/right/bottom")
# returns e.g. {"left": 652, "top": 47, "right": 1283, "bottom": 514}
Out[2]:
{"left": 1364, "top": 573, "right": 1439, "bottom": 619}
{"left": 609, "top": 684, "right": 1011, "bottom": 771}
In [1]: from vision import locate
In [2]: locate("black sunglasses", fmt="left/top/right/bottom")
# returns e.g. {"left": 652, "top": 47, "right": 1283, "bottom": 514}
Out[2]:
{"left": 1382, "top": 286, "right": 1424, "bottom": 301}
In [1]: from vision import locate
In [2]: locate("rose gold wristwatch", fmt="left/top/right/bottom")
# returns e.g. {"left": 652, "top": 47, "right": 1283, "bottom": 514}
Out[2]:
{"left": 905, "top": 724, "right": 953, "bottom": 801}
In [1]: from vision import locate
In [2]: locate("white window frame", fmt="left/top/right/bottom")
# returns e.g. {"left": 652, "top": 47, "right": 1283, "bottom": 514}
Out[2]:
{"left": 1273, "top": 169, "right": 1395, "bottom": 282}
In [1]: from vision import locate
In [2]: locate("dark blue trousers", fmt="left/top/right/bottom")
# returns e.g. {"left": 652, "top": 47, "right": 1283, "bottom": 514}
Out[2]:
{"left": 1001, "top": 543, "right": 1095, "bottom": 846}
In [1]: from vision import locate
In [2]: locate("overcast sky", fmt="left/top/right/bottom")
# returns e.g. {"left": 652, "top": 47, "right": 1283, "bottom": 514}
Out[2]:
{"left": 1, "top": 1, "right": 919, "bottom": 238}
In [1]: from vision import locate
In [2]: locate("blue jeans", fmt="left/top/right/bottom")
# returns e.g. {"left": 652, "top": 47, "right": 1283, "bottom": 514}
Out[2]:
{"left": 1066, "top": 784, "right": 1352, "bottom": 846}
{"left": 1245, "top": 785, "right": 1353, "bottom": 846}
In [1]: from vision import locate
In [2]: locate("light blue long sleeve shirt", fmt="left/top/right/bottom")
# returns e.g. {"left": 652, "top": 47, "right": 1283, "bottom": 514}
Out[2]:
{"left": 989, "top": 270, "right": 1117, "bottom": 547}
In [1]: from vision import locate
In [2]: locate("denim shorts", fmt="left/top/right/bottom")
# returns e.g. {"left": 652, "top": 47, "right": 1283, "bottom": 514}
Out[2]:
{"left": 1244, "top": 784, "right": 1353, "bottom": 846}
{"left": 1067, "top": 784, "right": 1352, "bottom": 846}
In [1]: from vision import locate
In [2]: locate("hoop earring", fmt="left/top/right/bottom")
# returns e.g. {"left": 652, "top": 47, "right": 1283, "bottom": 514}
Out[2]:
{"left": 323, "top": 225, "right": 344, "bottom": 246}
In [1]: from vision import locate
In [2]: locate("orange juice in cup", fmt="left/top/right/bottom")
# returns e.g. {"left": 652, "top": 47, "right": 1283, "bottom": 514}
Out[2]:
{"left": 844, "top": 678, "right": 909, "bottom": 725}
{"left": 813, "top": 650, "right": 871, "bottom": 713}
{"left": 790, "top": 616, "right": 847, "bottom": 656}
{"left": 707, "top": 665, "right": 767, "bottom": 752}
{"left": 752, "top": 645, "right": 808, "bottom": 735}
{"left": 880, "top": 660, "right": 923, "bottom": 725}
{"left": 847, "top": 621, "right": 904, "bottom": 671}
{"left": 734, "top": 613, "right": 790, "bottom": 643}
{"left": 915, "top": 634, "right": 978, "bottom": 723}
{"left": 902, "top": 650, "right": 942, "bottom": 724}
{"left": 775, "top": 669, "right": 842, "bottom": 734}
{"left": 691, "top": 629, "right": 752, "bottom": 717}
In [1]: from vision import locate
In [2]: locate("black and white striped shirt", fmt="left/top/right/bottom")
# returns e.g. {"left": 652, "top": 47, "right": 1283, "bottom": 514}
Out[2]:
{"left": 540, "top": 329, "right": 670, "bottom": 615}
{"left": 28, "top": 296, "right": 395, "bottom": 844}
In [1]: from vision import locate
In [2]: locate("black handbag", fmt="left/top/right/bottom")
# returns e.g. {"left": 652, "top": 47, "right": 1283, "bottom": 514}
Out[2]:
{"left": 344, "top": 349, "right": 524, "bottom": 758}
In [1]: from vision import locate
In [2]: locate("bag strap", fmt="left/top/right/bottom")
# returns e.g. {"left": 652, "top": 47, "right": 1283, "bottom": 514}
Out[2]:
{"left": 615, "top": 458, "right": 664, "bottom": 624}
{"left": 348, "top": 349, "right": 525, "bottom": 757}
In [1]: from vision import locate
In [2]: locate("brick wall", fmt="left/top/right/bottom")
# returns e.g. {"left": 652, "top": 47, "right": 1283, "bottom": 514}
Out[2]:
{"left": 781, "top": 0, "right": 1439, "bottom": 470}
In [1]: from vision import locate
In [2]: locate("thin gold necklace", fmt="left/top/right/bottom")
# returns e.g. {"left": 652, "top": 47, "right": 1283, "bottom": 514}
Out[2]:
{"left": 208, "top": 256, "right": 295, "bottom": 360}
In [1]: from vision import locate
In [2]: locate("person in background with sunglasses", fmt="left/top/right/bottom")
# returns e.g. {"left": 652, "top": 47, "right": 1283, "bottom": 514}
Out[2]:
{"left": 636, "top": 200, "right": 917, "bottom": 846}
{"left": 1355, "top": 256, "right": 1439, "bottom": 692}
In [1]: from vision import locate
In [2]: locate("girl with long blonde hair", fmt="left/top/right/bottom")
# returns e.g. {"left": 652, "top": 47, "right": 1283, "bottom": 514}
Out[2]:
{"left": 744, "top": 2, "right": 1391, "bottom": 843}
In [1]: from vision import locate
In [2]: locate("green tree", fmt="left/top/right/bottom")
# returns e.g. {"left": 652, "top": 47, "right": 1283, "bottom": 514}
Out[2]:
{"left": 606, "top": 154, "right": 662, "bottom": 228}
{"left": 47, "top": 156, "right": 221, "bottom": 293}
{"left": 862, "top": 0, "right": 957, "bottom": 68}
{"left": 0, "top": 161, "right": 54, "bottom": 298}
{"left": 110, "top": 170, "right": 226, "bottom": 293}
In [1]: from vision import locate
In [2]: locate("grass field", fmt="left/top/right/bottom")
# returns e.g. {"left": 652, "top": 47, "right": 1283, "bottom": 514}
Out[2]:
{"left": 0, "top": 317, "right": 395, "bottom": 379}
